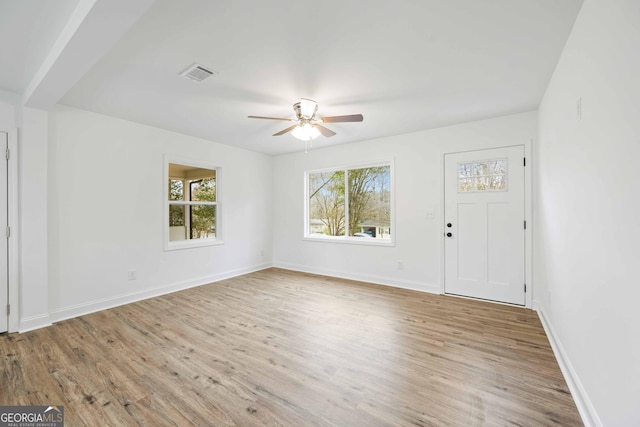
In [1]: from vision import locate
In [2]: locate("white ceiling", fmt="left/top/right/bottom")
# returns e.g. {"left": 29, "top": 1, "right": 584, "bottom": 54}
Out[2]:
{"left": 1, "top": 0, "right": 583, "bottom": 155}
{"left": 0, "top": 0, "right": 81, "bottom": 94}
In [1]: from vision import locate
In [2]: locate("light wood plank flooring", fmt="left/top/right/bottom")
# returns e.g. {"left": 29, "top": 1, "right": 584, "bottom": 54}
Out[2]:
{"left": 0, "top": 268, "right": 582, "bottom": 426}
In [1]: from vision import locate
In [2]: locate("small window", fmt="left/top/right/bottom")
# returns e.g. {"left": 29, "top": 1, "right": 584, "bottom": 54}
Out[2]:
{"left": 458, "top": 159, "right": 508, "bottom": 192}
{"left": 306, "top": 162, "right": 393, "bottom": 244}
{"left": 166, "top": 162, "right": 220, "bottom": 249}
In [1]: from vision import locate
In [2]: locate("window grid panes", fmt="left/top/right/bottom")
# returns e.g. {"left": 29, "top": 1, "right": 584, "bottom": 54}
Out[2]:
{"left": 168, "top": 163, "right": 217, "bottom": 244}
{"left": 458, "top": 159, "right": 508, "bottom": 192}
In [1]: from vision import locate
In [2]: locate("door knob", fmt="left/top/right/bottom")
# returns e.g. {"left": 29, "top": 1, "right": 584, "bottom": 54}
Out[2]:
{"left": 446, "top": 232, "right": 452, "bottom": 237}
{"left": 447, "top": 223, "right": 452, "bottom": 227}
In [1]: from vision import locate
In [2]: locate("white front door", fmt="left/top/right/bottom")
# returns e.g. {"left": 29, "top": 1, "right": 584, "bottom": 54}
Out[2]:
{"left": 444, "top": 146, "right": 525, "bottom": 305}
{"left": 0, "top": 132, "right": 7, "bottom": 332}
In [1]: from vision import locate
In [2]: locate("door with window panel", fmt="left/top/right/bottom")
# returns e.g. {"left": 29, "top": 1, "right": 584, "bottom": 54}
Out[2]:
{"left": 444, "top": 146, "right": 525, "bottom": 305}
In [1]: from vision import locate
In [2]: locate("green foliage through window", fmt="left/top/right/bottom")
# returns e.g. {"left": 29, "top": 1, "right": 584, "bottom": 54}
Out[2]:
{"left": 169, "top": 179, "right": 185, "bottom": 226}
{"left": 168, "top": 163, "right": 217, "bottom": 243}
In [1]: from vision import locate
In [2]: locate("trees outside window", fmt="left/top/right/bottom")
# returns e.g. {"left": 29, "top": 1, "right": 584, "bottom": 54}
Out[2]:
{"left": 307, "top": 163, "right": 392, "bottom": 242}
{"left": 189, "top": 178, "right": 216, "bottom": 239}
{"left": 166, "top": 162, "right": 219, "bottom": 249}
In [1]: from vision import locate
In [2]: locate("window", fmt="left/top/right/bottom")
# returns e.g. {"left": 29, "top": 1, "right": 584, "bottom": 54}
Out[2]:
{"left": 306, "top": 162, "right": 392, "bottom": 244}
{"left": 166, "top": 161, "right": 220, "bottom": 249}
{"left": 458, "top": 159, "right": 508, "bottom": 192}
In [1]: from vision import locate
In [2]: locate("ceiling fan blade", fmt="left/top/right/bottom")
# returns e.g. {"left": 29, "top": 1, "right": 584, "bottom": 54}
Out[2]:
{"left": 320, "top": 114, "right": 364, "bottom": 123}
{"left": 316, "top": 124, "right": 336, "bottom": 137}
{"left": 273, "top": 124, "right": 298, "bottom": 136}
{"left": 248, "top": 115, "right": 294, "bottom": 121}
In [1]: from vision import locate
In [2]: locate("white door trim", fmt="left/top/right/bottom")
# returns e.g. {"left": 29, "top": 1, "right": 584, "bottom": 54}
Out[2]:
{"left": 440, "top": 143, "right": 533, "bottom": 309}
{"left": 7, "top": 129, "right": 19, "bottom": 332}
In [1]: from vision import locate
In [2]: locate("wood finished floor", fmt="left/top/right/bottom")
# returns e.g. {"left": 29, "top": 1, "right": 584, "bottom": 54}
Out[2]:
{"left": 0, "top": 268, "right": 582, "bottom": 426}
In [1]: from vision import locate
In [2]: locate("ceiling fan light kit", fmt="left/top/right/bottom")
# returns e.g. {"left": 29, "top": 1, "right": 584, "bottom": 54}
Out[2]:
{"left": 291, "top": 122, "right": 321, "bottom": 140}
{"left": 248, "top": 98, "right": 364, "bottom": 146}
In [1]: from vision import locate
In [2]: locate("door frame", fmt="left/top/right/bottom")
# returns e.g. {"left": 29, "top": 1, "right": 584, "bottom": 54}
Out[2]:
{"left": 440, "top": 143, "right": 533, "bottom": 309}
{"left": 5, "top": 129, "right": 19, "bottom": 332}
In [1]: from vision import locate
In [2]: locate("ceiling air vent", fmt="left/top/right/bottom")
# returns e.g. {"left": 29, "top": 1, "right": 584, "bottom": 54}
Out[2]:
{"left": 180, "top": 63, "right": 217, "bottom": 83}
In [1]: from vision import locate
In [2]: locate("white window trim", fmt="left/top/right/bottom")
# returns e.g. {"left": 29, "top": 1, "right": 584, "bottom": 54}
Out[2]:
{"left": 303, "top": 159, "right": 395, "bottom": 246}
{"left": 164, "top": 155, "right": 223, "bottom": 251}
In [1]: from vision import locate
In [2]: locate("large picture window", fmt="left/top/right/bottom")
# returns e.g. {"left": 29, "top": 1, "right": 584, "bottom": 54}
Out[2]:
{"left": 306, "top": 162, "right": 392, "bottom": 243}
{"left": 166, "top": 161, "right": 220, "bottom": 249}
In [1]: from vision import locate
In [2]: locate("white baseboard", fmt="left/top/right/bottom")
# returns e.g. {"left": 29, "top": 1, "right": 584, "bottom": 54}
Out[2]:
{"left": 46, "top": 262, "right": 272, "bottom": 326}
{"left": 273, "top": 261, "right": 440, "bottom": 294}
{"left": 534, "top": 303, "right": 603, "bottom": 427}
{"left": 19, "top": 313, "right": 53, "bottom": 333}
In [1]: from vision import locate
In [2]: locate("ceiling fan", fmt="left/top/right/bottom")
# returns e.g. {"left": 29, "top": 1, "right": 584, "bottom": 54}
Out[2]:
{"left": 248, "top": 98, "right": 363, "bottom": 141}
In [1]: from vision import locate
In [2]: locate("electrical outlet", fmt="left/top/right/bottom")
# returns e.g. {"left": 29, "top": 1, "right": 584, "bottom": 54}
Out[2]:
{"left": 397, "top": 261, "right": 404, "bottom": 270}
{"left": 260, "top": 249, "right": 265, "bottom": 257}
{"left": 127, "top": 270, "right": 137, "bottom": 281}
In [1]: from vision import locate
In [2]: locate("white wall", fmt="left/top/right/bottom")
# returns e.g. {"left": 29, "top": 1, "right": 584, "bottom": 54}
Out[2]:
{"left": 19, "top": 107, "right": 51, "bottom": 330}
{"left": 0, "top": 99, "right": 15, "bottom": 129}
{"left": 535, "top": 1, "right": 640, "bottom": 425}
{"left": 273, "top": 111, "right": 536, "bottom": 295}
{"left": 46, "top": 105, "right": 272, "bottom": 322}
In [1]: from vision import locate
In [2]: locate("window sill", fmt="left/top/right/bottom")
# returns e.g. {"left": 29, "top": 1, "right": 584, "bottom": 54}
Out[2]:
{"left": 165, "top": 239, "right": 224, "bottom": 251}
{"left": 303, "top": 236, "right": 395, "bottom": 247}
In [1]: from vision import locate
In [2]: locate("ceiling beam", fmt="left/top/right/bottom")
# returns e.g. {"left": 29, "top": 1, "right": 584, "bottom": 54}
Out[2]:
{"left": 23, "top": 0, "right": 156, "bottom": 110}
